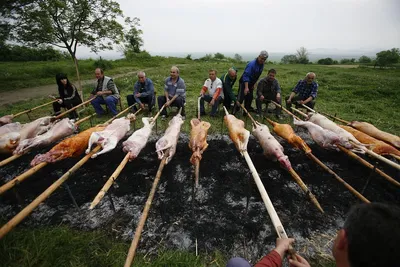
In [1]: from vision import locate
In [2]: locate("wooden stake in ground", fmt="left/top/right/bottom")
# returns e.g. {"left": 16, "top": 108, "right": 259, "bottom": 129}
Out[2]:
{"left": 0, "top": 146, "right": 102, "bottom": 239}
{"left": 124, "top": 154, "right": 168, "bottom": 267}
{"left": 12, "top": 99, "right": 59, "bottom": 118}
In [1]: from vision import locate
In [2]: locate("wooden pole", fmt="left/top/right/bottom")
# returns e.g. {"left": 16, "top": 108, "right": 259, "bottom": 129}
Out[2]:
{"left": 104, "top": 104, "right": 138, "bottom": 125}
{"left": 124, "top": 154, "right": 168, "bottom": 267}
{"left": 89, "top": 152, "right": 131, "bottom": 209}
{"left": 291, "top": 107, "right": 308, "bottom": 119}
{"left": 337, "top": 145, "right": 400, "bottom": 188}
{"left": 286, "top": 168, "right": 324, "bottom": 213}
{"left": 242, "top": 151, "right": 297, "bottom": 260}
{"left": 240, "top": 103, "right": 260, "bottom": 128}
{"left": 300, "top": 104, "right": 316, "bottom": 113}
{"left": 75, "top": 113, "right": 96, "bottom": 125}
{"left": 150, "top": 95, "right": 178, "bottom": 123}
{"left": 0, "top": 146, "right": 101, "bottom": 239}
{"left": 54, "top": 98, "right": 94, "bottom": 120}
{"left": 13, "top": 99, "right": 59, "bottom": 118}
{"left": 0, "top": 162, "right": 47, "bottom": 195}
{"left": 350, "top": 141, "right": 400, "bottom": 171}
{"left": 270, "top": 101, "right": 301, "bottom": 121}
{"left": 319, "top": 112, "right": 350, "bottom": 125}
{"left": 306, "top": 153, "right": 370, "bottom": 203}
{"left": 197, "top": 97, "right": 201, "bottom": 120}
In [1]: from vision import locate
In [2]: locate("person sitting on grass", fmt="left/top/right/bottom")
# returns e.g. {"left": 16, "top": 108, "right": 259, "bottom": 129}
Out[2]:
{"left": 51, "top": 73, "right": 82, "bottom": 120}
{"left": 255, "top": 68, "right": 282, "bottom": 119}
{"left": 285, "top": 72, "right": 318, "bottom": 112}
{"left": 227, "top": 203, "right": 400, "bottom": 267}
{"left": 199, "top": 69, "right": 224, "bottom": 117}
{"left": 221, "top": 67, "right": 238, "bottom": 111}
{"left": 126, "top": 71, "right": 155, "bottom": 113}
{"left": 90, "top": 68, "right": 120, "bottom": 117}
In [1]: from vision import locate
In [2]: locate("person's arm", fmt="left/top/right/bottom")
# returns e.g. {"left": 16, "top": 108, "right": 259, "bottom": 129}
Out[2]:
{"left": 257, "top": 80, "right": 264, "bottom": 99}
{"left": 242, "top": 61, "right": 254, "bottom": 94}
{"left": 275, "top": 81, "right": 281, "bottom": 102}
{"left": 287, "top": 92, "right": 296, "bottom": 103}
{"left": 133, "top": 83, "right": 141, "bottom": 104}
{"left": 300, "top": 83, "right": 317, "bottom": 105}
{"left": 200, "top": 80, "right": 208, "bottom": 96}
{"left": 139, "top": 80, "right": 153, "bottom": 98}
{"left": 287, "top": 81, "right": 301, "bottom": 103}
{"left": 176, "top": 79, "right": 186, "bottom": 96}
{"left": 63, "top": 85, "right": 77, "bottom": 101}
{"left": 99, "top": 79, "right": 116, "bottom": 96}
{"left": 255, "top": 238, "right": 295, "bottom": 267}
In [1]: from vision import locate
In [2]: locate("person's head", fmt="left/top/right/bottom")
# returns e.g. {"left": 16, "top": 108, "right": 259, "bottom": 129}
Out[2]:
{"left": 137, "top": 71, "right": 146, "bottom": 83}
{"left": 95, "top": 68, "right": 104, "bottom": 80}
{"left": 267, "top": 69, "right": 276, "bottom": 81}
{"left": 208, "top": 69, "right": 217, "bottom": 81}
{"left": 170, "top": 66, "right": 179, "bottom": 79}
{"left": 257, "top": 50, "right": 268, "bottom": 64}
{"left": 228, "top": 67, "right": 237, "bottom": 79}
{"left": 305, "top": 72, "right": 316, "bottom": 84}
{"left": 332, "top": 203, "right": 400, "bottom": 267}
{"left": 56, "top": 73, "right": 69, "bottom": 88}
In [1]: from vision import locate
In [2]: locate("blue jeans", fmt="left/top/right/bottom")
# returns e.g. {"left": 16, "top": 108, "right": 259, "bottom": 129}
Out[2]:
{"left": 200, "top": 95, "right": 222, "bottom": 116}
{"left": 91, "top": 96, "right": 119, "bottom": 116}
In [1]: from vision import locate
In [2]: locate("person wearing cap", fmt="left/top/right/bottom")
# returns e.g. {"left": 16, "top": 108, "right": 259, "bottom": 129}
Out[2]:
{"left": 285, "top": 72, "right": 318, "bottom": 111}
{"left": 256, "top": 69, "right": 282, "bottom": 118}
{"left": 236, "top": 50, "right": 268, "bottom": 113}
{"left": 199, "top": 69, "right": 223, "bottom": 117}
{"left": 221, "top": 67, "right": 239, "bottom": 110}
{"left": 51, "top": 73, "right": 82, "bottom": 119}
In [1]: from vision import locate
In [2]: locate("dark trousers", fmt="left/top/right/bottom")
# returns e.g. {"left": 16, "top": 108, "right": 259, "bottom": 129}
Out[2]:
{"left": 237, "top": 82, "right": 255, "bottom": 111}
{"left": 127, "top": 94, "right": 154, "bottom": 112}
{"left": 256, "top": 95, "right": 282, "bottom": 115}
{"left": 52, "top": 97, "right": 82, "bottom": 119}
{"left": 157, "top": 95, "right": 185, "bottom": 116}
{"left": 285, "top": 95, "right": 315, "bottom": 111}
{"left": 200, "top": 95, "right": 222, "bottom": 116}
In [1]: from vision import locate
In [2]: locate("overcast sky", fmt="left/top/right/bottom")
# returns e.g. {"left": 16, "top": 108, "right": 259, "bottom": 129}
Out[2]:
{"left": 80, "top": 0, "right": 400, "bottom": 57}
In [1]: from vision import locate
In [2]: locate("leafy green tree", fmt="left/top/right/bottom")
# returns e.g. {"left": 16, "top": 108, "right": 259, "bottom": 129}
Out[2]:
{"left": 185, "top": 54, "right": 192, "bottom": 60}
{"left": 358, "top": 55, "right": 372, "bottom": 64}
{"left": 281, "top": 54, "right": 297, "bottom": 64}
{"left": 296, "top": 47, "right": 309, "bottom": 64}
{"left": 3, "top": 0, "right": 128, "bottom": 97}
{"left": 234, "top": 53, "right": 243, "bottom": 62}
{"left": 317, "top": 58, "right": 334, "bottom": 65}
{"left": 375, "top": 48, "right": 400, "bottom": 68}
{"left": 121, "top": 17, "right": 143, "bottom": 55}
{"left": 214, "top": 52, "right": 225, "bottom": 60}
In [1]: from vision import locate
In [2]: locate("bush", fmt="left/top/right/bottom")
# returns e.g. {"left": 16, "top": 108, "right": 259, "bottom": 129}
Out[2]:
{"left": 317, "top": 58, "right": 334, "bottom": 65}
{"left": 93, "top": 57, "right": 113, "bottom": 70}
{"left": 199, "top": 54, "right": 213, "bottom": 61}
{"left": 358, "top": 55, "right": 371, "bottom": 64}
{"left": 214, "top": 52, "right": 225, "bottom": 60}
{"left": 0, "top": 45, "right": 69, "bottom": 61}
{"left": 186, "top": 54, "right": 192, "bottom": 60}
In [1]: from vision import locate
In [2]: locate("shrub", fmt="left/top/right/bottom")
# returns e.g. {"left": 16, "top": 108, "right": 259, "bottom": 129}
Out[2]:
{"left": 93, "top": 57, "right": 113, "bottom": 70}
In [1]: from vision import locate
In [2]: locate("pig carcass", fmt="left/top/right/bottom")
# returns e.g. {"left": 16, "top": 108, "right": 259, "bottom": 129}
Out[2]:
{"left": 189, "top": 119, "right": 211, "bottom": 165}
{"left": 348, "top": 121, "right": 400, "bottom": 149}
{"left": 252, "top": 123, "right": 292, "bottom": 170}
{"left": 31, "top": 125, "right": 106, "bottom": 166}
{"left": 86, "top": 117, "right": 131, "bottom": 158}
{"left": 0, "top": 115, "right": 14, "bottom": 126}
{"left": 0, "top": 132, "right": 20, "bottom": 154}
{"left": 13, "top": 118, "right": 77, "bottom": 155}
{"left": 155, "top": 114, "right": 184, "bottom": 164}
{"left": 0, "top": 122, "right": 22, "bottom": 136}
{"left": 294, "top": 118, "right": 341, "bottom": 150}
{"left": 122, "top": 117, "right": 154, "bottom": 161}
{"left": 224, "top": 114, "right": 250, "bottom": 153}
{"left": 19, "top": 116, "right": 53, "bottom": 140}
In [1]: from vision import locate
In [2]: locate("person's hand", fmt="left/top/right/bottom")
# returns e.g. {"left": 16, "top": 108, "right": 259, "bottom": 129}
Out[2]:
{"left": 297, "top": 100, "right": 304, "bottom": 105}
{"left": 274, "top": 238, "right": 295, "bottom": 258}
{"left": 135, "top": 93, "right": 141, "bottom": 98}
{"left": 199, "top": 93, "right": 204, "bottom": 97}
{"left": 236, "top": 101, "right": 241, "bottom": 106}
{"left": 57, "top": 99, "right": 63, "bottom": 104}
{"left": 244, "top": 87, "right": 249, "bottom": 95}
{"left": 289, "top": 254, "right": 311, "bottom": 267}
{"left": 287, "top": 98, "right": 292, "bottom": 104}
{"left": 49, "top": 95, "right": 57, "bottom": 100}
{"left": 165, "top": 98, "right": 171, "bottom": 107}
{"left": 260, "top": 95, "right": 265, "bottom": 101}
{"left": 96, "top": 91, "right": 103, "bottom": 96}
{"left": 276, "top": 93, "right": 281, "bottom": 102}
{"left": 139, "top": 103, "right": 145, "bottom": 109}
{"left": 210, "top": 99, "right": 215, "bottom": 106}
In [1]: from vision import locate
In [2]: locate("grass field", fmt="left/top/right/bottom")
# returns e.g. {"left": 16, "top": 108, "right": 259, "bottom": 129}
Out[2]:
{"left": 0, "top": 57, "right": 399, "bottom": 266}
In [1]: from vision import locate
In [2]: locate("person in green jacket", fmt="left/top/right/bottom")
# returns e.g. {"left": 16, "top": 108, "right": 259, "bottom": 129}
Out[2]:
{"left": 221, "top": 67, "right": 239, "bottom": 111}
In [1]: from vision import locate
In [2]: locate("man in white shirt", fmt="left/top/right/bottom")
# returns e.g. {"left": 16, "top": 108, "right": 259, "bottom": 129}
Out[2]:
{"left": 199, "top": 69, "right": 224, "bottom": 117}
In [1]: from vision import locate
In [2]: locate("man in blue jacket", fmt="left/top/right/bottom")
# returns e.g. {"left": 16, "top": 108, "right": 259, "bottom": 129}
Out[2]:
{"left": 236, "top": 50, "right": 268, "bottom": 113}
{"left": 127, "top": 71, "right": 155, "bottom": 112}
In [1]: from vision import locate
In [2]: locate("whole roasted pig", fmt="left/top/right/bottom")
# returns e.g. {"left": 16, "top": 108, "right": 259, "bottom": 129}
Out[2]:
{"left": 224, "top": 114, "right": 249, "bottom": 153}
{"left": 348, "top": 121, "right": 400, "bottom": 149}
{"left": 0, "top": 132, "right": 20, "bottom": 154}
{"left": 252, "top": 123, "right": 292, "bottom": 170}
{"left": 13, "top": 118, "right": 77, "bottom": 155}
{"left": 155, "top": 114, "right": 184, "bottom": 164}
{"left": 0, "top": 122, "right": 22, "bottom": 136}
{"left": 31, "top": 125, "right": 106, "bottom": 166}
{"left": 19, "top": 116, "right": 53, "bottom": 140}
{"left": 0, "top": 115, "right": 14, "bottom": 126}
{"left": 86, "top": 117, "right": 131, "bottom": 158}
{"left": 122, "top": 117, "right": 154, "bottom": 161}
{"left": 294, "top": 118, "right": 341, "bottom": 150}
{"left": 189, "top": 118, "right": 211, "bottom": 165}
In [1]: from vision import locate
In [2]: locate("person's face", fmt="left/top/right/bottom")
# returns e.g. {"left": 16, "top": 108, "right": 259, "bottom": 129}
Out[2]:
{"left": 209, "top": 71, "right": 216, "bottom": 81}
{"left": 306, "top": 74, "right": 315, "bottom": 84}
{"left": 170, "top": 69, "right": 178, "bottom": 79}
{"left": 95, "top": 69, "right": 103, "bottom": 80}
{"left": 229, "top": 70, "right": 237, "bottom": 79}
{"left": 267, "top": 72, "right": 275, "bottom": 81}
{"left": 138, "top": 75, "right": 145, "bottom": 83}
{"left": 257, "top": 56, "right": 267, "bottom": 64}
{"left": 61, "top": 78, "right": 67, "bottom": 86}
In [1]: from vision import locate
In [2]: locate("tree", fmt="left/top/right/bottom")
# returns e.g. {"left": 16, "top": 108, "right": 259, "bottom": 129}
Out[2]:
{"left": 281, "top": 54, "right": 297, "bottom": 64}
{"left": 121, "top": 17, "right": 143, "bottom": 55}
{"left": 3, "top": 0, "right": 128, "bottom": 97}
{"left": 234, "top": 53, "right": 243, "bottom": 62}
{"left": 296, "top": 47, "right": 309, "bottom": 64}
{"left": 375, "top": 48, "right": 400, "bottom": 68}
{"left": 214, "top": 52, "right": 225, "bottom": 60}
{"left": 317, "top": 58, "right": 334, "bottom": 65}
{"left": 358, "top": 55, "right": 372, "bottom": 64}
{"left": 185, "top": 54, "right": 192, "bottom": 60}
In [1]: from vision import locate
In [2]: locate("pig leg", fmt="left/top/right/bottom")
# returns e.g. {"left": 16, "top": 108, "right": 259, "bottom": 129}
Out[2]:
{"left": 86, "top": 132, "right": 100, "bottom": 154}
{"left": 91, "top": 138, "right": 118, "bottom": 158}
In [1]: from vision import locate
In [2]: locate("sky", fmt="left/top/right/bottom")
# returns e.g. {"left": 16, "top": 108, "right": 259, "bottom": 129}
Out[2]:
{"left": 78, "top": 0, "right": 400, "bottom": 58}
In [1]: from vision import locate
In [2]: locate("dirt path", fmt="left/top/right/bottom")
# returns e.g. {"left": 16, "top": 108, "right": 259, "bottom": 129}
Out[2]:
{"left": 0, "top": 71, "right": 138, "bottom": 107}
